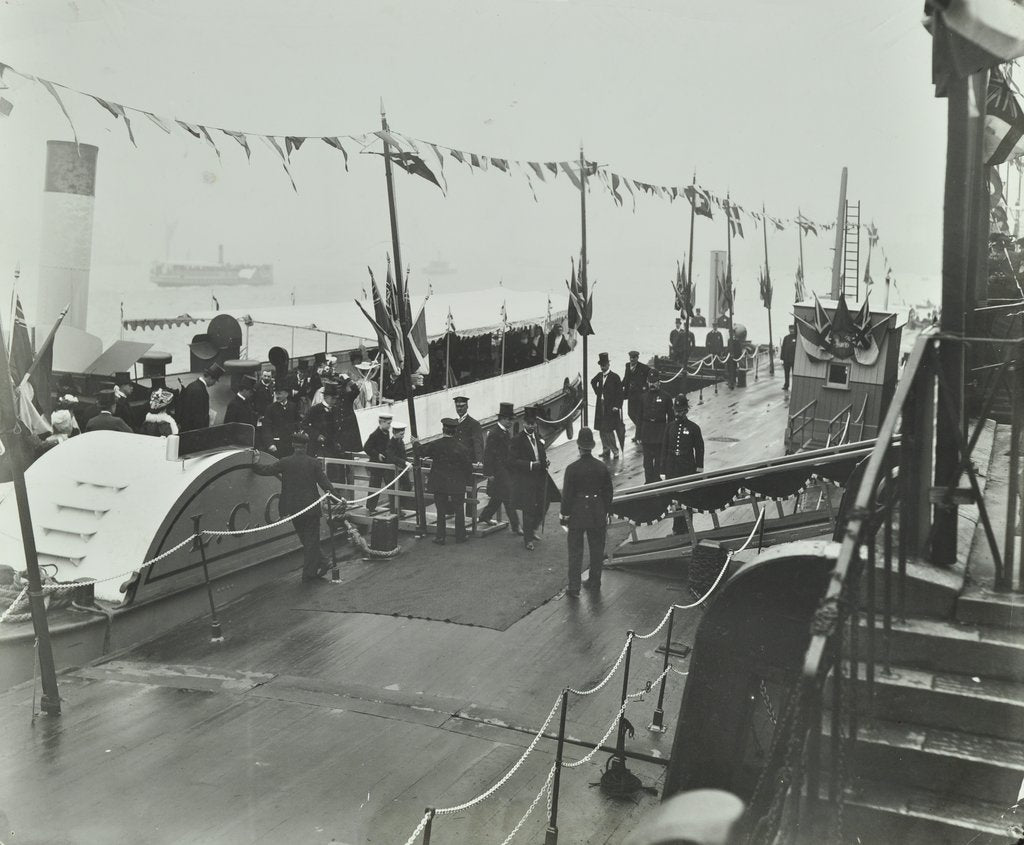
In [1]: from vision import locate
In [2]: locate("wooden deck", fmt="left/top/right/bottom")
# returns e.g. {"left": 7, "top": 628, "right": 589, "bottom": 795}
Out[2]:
{"left": 0, "top": 369, "right": 803, "bottom": 845}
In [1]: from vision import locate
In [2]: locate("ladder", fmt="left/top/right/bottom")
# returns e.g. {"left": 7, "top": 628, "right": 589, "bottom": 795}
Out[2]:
{"left": 843, "top": 200, "right": 860, "bottom": 300}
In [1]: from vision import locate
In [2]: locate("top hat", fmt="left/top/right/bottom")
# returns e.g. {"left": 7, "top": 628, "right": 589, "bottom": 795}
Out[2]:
{"left": 441, "top": 417, "right": 459, "bottom": 433}
{"left": 204, "top": 362, "right": 225, "bottom": 380}
{"left": 240, "top": 374, "right": 258, "bottom": 390}
{"left": 323, "top": 381, "right": 341, "bottom": 396}
{"left": 628, "top": 350, "right": 640, "bottom": 359}
{"left": 576, "top": 427, "right": 595, "bottom": 449}
{"left": 498, "top": 401, "right": 515, "bottom": 419}
{"left": 597, "top": 352, "right": 610, "bottom": 365}
{"left": 113, "top": 371, "right": 131, "bottom": 385}
{"left": 96, "top": 388, "right": 116, "bottom": 406}
{"left": 523, "top": 405, "right": 540, "bottom": 422}
{"left": 453, "top": 395, "right": 470, "bottom": 403}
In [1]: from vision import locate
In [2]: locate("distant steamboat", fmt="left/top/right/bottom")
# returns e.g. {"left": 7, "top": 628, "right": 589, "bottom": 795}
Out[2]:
{"left": 150, "top": 244, "right": 273, "bottom": 288}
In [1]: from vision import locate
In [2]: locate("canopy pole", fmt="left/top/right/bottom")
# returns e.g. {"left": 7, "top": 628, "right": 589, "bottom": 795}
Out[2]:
{"left": 580, "top": 145, "right": 589, "bottom": 427}
{"left": 380, "top": 106, "right": 427, "bottom": 534}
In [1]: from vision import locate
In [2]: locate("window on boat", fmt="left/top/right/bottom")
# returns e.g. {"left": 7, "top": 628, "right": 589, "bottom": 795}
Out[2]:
{"left": 826, "top": 362, "right": 850, "bottom": 389}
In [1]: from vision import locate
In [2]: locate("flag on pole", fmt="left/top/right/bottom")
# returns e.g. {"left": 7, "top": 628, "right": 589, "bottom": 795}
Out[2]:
{"left": 9, "top": 295, "right": 33, "bottom": 387}
{"left": 725, "top": 201, "right": 744, "bottom": 238}
{"left": 683, "top": 185, "right": 713, "bottom": 219}
{"left": 500, "top": 301, "right": 509, "bottom": 328}
{"left": 674, "top": 260, "right": 694, "bottom": 317}
{"left": 796, "top": 214, "right": 818, "bottom": 236}
{"left": 795, "top": 261, "right": 807, "bottom": 301}
{"left": 445, "top": 307, "right": 456, "bottom": 334}
{"left": 355, "top": 298, "right": 401, "bottom": 373}
{"left": 385, "top": 258, "right": 400, "bottom": 323}
{"left": 567, "top": 257, "right": 582, "bottom": 331}
{"left": 24, "top": 304, "right": 68, "bottom": 416}
{"left": 407, "top": 301, "right": 430, "bottom": 375}
{"left": 546, "top": 295, "right": 553, "bottom": 327}
{"left": 759, "top": 267, "right": 773, "bottom": 309}
{"left": 984, "top": 66, "right": 1024, "bottom": 166}
{"left": 863, "top": 249, "right": 874, "bottom": 290}
{"left": 367, "top": 267, "right": 403, "bottom": 370}
{"left": 717, "top": 270, "right": 733, "bottom": 315}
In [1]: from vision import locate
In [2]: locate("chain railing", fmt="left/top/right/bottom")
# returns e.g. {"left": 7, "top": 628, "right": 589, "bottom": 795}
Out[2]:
{"left": 741, "top": 329, "right": 1024, "bottom": 844}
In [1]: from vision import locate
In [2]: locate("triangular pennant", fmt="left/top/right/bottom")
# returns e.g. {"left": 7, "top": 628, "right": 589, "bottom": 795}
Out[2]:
{"left": 322, "top": 136, "right": 349, "bottom": 170}
{"left": 221, "top": 130, "right": 251, "bottom": 160}
{"left": 528, "top": 162, "right": 547, "bottom": 182}
{"left": 285, "top": 136, "right": 306, "bottom": 157}
{"left": 259, "top": 136, "right": 297, "bottom": 192}
{"left": 545, "top": 162, "right": 560, "bottom": 177}
{"left": 560, "top": 162, "right": 582, "bottom": 190}
{"left": 198, "top": 126, "right": 222, "bottom": 160}
{"left": 176, "top": 120, "right": 202, "bottom": 139}
{"left": 37, "top": 79, "right": 77, "bottom": 144}
{"left": 143, "top": 111, "right": 173, "bottom": 133}
{"left": 91, "top": 97, "right": 137, "bottom": 147}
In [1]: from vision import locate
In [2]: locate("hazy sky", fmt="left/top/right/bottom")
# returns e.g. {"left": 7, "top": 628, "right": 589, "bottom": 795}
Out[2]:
{"left": 0, "top": 0, "right": 945, "bottom": 332}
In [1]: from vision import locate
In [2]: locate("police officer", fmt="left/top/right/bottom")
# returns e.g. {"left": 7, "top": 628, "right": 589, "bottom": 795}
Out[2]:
{"left": 781, "top": 324, "right": 797, "bottom": 391}
{"left": 662, "top": 395, "right": 704, "bottom": 534}
{"left": 416, "top": 418, "right": 474, "bottom": 544}
{"left": 559, "top": 427, "right": 614, "bottom": 597}
{"left": 638, "top": 369, "right": 672, "bottom": 484}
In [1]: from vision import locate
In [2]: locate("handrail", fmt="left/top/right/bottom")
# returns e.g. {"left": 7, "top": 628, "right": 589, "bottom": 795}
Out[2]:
{"left": 824, "top": 403, "right": 853, "bottom": 448}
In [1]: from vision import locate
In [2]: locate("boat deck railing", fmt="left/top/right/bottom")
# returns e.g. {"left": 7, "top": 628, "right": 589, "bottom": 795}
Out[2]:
{"left": 742, "top": 328, "right": 1024, "bottom": 843}
{"left": 788, "top": 398, "right": 818, "bottom": 451}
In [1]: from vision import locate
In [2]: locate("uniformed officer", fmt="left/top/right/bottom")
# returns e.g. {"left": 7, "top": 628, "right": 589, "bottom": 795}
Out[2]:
{"left": 662, "top": 395, "right": 705, "bottom": 534}
{"left": 452, "top": 395, "right": 485, "bottom": 466}
{"left": 415, "top": 418, "right": 474, "bottom": 544}
{"left": 362, "top": 413, "right": 392, "bottom": 513}
{"left": 262, "top": 385, "right": 299, "bottom": 456}
{"left": 638, "top": 369, "right": 673, "bottom": 484}
{"left": 559, "top": 427, "right": 614, "bottom": 596}
{"left": 304, "top": 382, "right": 343, "bottom": 458}
{"left": 621, "top": 351, "right": 651, "bottom": 444}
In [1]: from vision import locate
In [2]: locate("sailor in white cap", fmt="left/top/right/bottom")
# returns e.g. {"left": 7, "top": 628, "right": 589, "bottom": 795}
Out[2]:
{"left": 386, "top": 422, "right": 410, "bottom": 516}
{"left": 362, "top": 412, "right": 393, "bottom": 513}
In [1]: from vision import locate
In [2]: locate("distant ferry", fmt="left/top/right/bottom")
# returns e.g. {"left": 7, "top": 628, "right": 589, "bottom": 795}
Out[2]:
{"left": 150, "top": 245, "right": 273, "bottom": 287}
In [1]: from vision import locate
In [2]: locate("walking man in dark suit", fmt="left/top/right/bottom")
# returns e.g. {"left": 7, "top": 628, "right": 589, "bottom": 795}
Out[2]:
{"left": 262, "top": 385, "right": 299, "bottom": 456}
{"left": 416, "top": 418, "right": 474, "bottom": 544}
{"left": 177, "top": 363, "right": 224, "bottom": 431}
{"left": 560, "top": 427, "right": 614, "bottom": 597}
{"left": 591, "top": 352, "right": 623, "bottom": 459}
{"left": 223, "top": 375, "right": 259, "bottom": 427}
{"left": 362, "top": 413, "right": 392, "bottom": 513}
{"left": 509, "top": 405, "right": 558, "bottom": 550}
{"left": 85, "top": 389, "right": 134, "bottom": 433}
{"left": 781, "top": 324, "right": 797, "bottom": 391}
{"left": 479, "top": 402, "right": 520, "bottom": 533}
{"left": 251, "top": 432, "right": 337, "bottom": 582}
{"left": 639, "top": 369, "right": 673, "bottom": 484}
{"left": 621, "top": 351, "right": 650, "bottom": 445}
{"left": 453, "top": 395, "right": 485, "bottom": 466}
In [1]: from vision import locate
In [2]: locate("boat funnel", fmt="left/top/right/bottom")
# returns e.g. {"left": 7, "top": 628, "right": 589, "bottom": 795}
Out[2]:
{"left": 37, "top": 141, "right": 98, "bottom": 333}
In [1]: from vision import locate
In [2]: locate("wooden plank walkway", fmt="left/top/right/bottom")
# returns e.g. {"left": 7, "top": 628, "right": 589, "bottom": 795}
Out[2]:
{"left": 0, "top": 368, "right": 804, "bottom": 845}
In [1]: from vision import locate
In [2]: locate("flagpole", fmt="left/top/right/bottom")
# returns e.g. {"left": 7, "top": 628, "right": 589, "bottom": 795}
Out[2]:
{"left": 580, "top": 145, "right": 589, "bottom": 427}
{"left": 684, "top": 172, "right": 697, "bottom": 379}
{"left": 726, "top": 194, "right": 734, "bottom": 338}
{"left": 762, "top": 203, "right": 775, "bottom": 376}
{"left": 0, "top": 312, "right": 61, "bottom": 715}
{"left": 445, "top": 329, "right": 451, "bottom": 389}
{"left": 7, "top": 264, "right": 18, "bottom": 358}
{"left": 797, "top": 206, "right": 805, "bottom": 303}
{"left": 380, "top": 106, "right": 427, "bottom": 534}
{"left": 500, "top": 304, "right": 506, "bottom": 376}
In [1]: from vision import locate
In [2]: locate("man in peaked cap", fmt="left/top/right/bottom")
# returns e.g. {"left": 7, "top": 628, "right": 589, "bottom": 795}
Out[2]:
{"left": 224, "top": 374, "right": 259, "bottom": 428}
{"left": 386, "top": 422, "right": 411, "bottom": 517}
{"left": 415, "top": 417, "right": 474, "bottom": 544}
{"left": 251, "top": 431, "right": 339, "bottom": 583}
{"left": 509, "top": 405, "right": 559, "bottom": 551}
{"left": 362, "top": 413, "right": 393, "bottom": 513}
{"left": 621, "top": 351, "right": 651, "bottom": 445}
{"left": 662, "top": 394, "right": 704, "bottom": 534}
{"left": 177, "top": 361, "right": 224, "bottom": 431}
{"left": 478, "top": 401, "right": 520, "bottom": 534}
{"left": 591, "top": 352, "right": 623, "bottom": 459}
{"left": 559, "top": 427, "right": 614, "bottom": 596}
{"left": 85, "top": 389, "right": 134, "bottom": 433}
{"left": 452, "top": 395, "right": 485, "bottom": 466}
{"left": 639, "top": 368, "right": 672, "bottom": 484}
{"left": 262, "top": 383, "right": 299, "bottom": 456}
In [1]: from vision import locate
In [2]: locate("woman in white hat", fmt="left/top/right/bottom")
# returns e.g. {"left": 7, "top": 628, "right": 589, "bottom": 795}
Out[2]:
{"left": 141, "top": 388, "right": 179, "bottom": 436}
{"left": 353, "top": 360, "right": 379, "bottom": 409}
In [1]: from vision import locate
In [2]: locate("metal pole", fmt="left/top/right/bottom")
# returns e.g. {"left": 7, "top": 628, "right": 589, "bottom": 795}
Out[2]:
{"left": 445, "top": 331, "right": 451, "bottom": 390}
{"left": 762, "top": 203, "right": 775, "bottom": 376}
{"left": 193, "top": 520, "right": 223, "bottom": 642}
{"left": 380, "top": 107, "right": 427, "bottom": 534}
{"left": 580, "top": 146, "right": 589, "bottom": 427}
{"left": 545, "top": 689, "right": 569, "bottom": 845}
{"left": 650, "top": 608, "right": 674, "bottom": 732}
{"left": 613, "top": 632, "right": 634, "bottom": 768}
{"left": 421, "top": 808, "right": 435, "bottom": 845}
{"left": 0, "top": 314, "right": 61, "bottom": 715}
{"left": 684, "top": 173, "right": 697, "bottom": 381}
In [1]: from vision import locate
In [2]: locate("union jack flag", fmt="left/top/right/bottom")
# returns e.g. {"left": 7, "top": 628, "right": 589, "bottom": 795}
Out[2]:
{"left": 10, "top": 295, "right": 33, "bottom": 387}
{"left": 985, "top": 67, "right": 1024, "bottom": 166}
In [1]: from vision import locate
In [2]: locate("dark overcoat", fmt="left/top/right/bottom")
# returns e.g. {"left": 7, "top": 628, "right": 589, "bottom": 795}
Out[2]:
{"left": 590, "top": 370, "right": 623, "bottom": 432}
{"left": 454, "top": 415, "right": 485, "bottom": 463}
{"left": 177, "top": 378, "right": 210, "bottom": 431}
{"left": 482, "top": 423, "right": 516, "bottom": 500}
{"left": 252, "top": 452, "right": 334, "bottom": 527}
{"left": 224, "top": 394, "right": 259, "bottom": 428}
{"left": 421, "top": 436, "right": 474, "bottom": 496}
{"left": 560, "top": 454, "right": 613, "bottom": 529}
{"left": 621, "top": 361, "right": 651, "bottom": 404}
{"left": 638, "top": 389, "right": 673, "bottom": 445}
{"left": 508, "top": 430, "right": 560, "bottom": 510}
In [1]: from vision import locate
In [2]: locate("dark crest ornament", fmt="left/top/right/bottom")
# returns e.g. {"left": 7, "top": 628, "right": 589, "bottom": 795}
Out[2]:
{"left": 795, "top": 293, "right": 893, "bottom": 366}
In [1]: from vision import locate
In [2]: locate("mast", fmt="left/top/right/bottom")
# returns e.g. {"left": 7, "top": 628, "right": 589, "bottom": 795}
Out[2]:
{"left": 684, "top": 172, "right": 697, "bottom": 378}
{"left": 797, "top": 207, "right": 805, "bottom": 302}
{"left": 726, "top": 193, "right": 734, "bottom": 338}
{"left": 579, "top": 145, "right": 589, "bottom": 427}
{"left": 762, "top": 203, "right": 775, "bottom": 376}
{"left": 0, "top": 313, "right": 61, "bottom": 715}
{"left": 380, "top": 106, "right": 427, "bottom": 534}
{"left": 830, "top": 167, "right": 848, "bottom": 299}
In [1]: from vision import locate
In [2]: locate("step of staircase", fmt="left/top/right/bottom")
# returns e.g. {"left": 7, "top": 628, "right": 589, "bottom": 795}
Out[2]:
{"left": 837, "top": 778, "right": 1021, "bottom": 845}
{"left": 958, "top": 583, "right": 1024, "bottom": 629}
{"left": 854, "top": 615, "right": 1024, "bottom": 683}
{"left": 854, "top": 665, "right": 1024, "bottom": 742}
{"left": 823, "top": 715, "right": 1024, "bottom": 804}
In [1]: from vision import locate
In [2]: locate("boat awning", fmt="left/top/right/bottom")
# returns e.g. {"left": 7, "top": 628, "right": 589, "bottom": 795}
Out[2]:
{"left": 181, "top": 288, "right": 565, "bottom": 342}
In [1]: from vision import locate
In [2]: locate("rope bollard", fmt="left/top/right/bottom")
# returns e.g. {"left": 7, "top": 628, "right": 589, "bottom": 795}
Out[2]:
{"left": 192, "top": 518, "right": 223, "bottom": 643}
{"left": 545, "top": 689, "right": 569, "bottom": 845}
{"left": 601, "top": 631, "right": 642, "bottom": 797}
{"left": 421, "top": 808, "right": 435, "bottom": 845}
{"left": 649, "top": 608, "right": 675, "bottom": 733}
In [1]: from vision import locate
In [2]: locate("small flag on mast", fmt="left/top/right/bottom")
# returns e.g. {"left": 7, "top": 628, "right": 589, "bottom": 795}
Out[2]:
{"left": 407, "top": 301, "right": 430, "bottom": 375}
{"left": 445, "top": 307, "right": 456, "bottom": 334}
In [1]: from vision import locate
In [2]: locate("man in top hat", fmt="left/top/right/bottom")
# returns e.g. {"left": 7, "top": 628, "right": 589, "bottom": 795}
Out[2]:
{"left": 662, "top": 394, "right": 704, "bottom": 534}
{"left": 224, "top": 374, "right": 260, "bottom": 429}
{"left": 669, "top": 318, "right": 682, "bottom": 360}
{"left": 362, "top": 413, "right": 393, "bottom": 513}
{"left": 262, "top": 384, "right": 299, "bottom": 456}
{"left": 289, "top": 360, "right": 315, "bottom": 415}
{"left": 251, "top": 431, "right": 338, "bottom": 582}
{"left": 112, "top": 371, "right": 135, "bottom": 428}
{"left": 780, "top": 324, "right": 797, "bottom": 391}
{"left": 591, "top": 352, "right": 623, "bottom": 459}
{"left": 509, "top": 405, "right": 559, "bottom": 551}
{"left": 452, "top": 395, "right": 484, "bottom": 467}
{"left": 177, "top": 362, "right": 224, "bottom": 431}
{"left": 639, "top": 368, "right": 673, "bottom": 484}
{"left": 85, "top": 389, "right": 134, "bottom": 433}
{"left": 546, "top": 323, "right": 571, "bottom": 359}
{"left": 354, "top": 360, "right": 379, "bottom": 409}
{"left": 621, "top": 351, "right": 651, "bottom": 445}
{"left": 559, "top": 427, "right": 614, "bottom": 596}
{"left": 415, "top": 418, "right": 474, "bottom": 544}
{"left": 478, "top": 402, "right": 520, "bottom": 534}
{"left": 386, "top": 422, "right": 411, "bottom": 516}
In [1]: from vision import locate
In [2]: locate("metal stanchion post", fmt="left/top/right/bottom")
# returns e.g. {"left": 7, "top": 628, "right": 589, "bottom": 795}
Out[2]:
{"left": 193, "top": 520, "right": 223, "bottom": 642}
{"left": 698, "top": 380, "right": 704, "bottom": 405}
{"left": 601, "top": 632, "right": 641, "bottom": 796}
{"left": 545, "top": 689, "right": 569, "bottom": 845}
{"left": 422, "top": 808, "right": 435, "bottom": 844}
{"left": 649, "top": 610, "right": 674, "bottom": 732}
{"left": 327, "top": 498, "right": 340, "bottom": 582}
